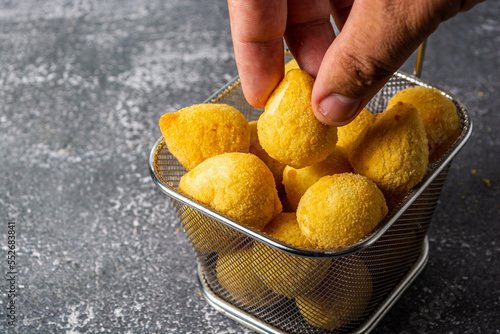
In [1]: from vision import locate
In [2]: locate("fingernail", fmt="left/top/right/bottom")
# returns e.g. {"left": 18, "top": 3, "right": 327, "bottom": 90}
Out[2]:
{"left": 318, "top": 94, "right": 361, "bottom": 124}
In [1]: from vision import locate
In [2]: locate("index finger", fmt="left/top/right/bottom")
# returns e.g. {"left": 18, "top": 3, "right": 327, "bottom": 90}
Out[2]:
{"left": 227, "top": 0, "right": 287, "bottom": 108}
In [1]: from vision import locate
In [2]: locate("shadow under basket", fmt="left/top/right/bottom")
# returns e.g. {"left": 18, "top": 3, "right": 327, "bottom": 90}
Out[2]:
{"left": 149, "top": 70, "right": 472, "bottom": 334}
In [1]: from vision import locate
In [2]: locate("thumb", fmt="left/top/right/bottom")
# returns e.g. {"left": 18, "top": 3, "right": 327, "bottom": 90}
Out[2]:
{"left": 311, "top": 0, "right": 462, "bottom": 126}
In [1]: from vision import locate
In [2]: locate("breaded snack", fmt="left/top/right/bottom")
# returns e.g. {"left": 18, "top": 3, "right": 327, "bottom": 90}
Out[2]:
{"left": 179, "top": 205, "right": 251, "bottom": 254}
{"left": 282, "top": 146, "right": 353, "bottom": 210}
{"left": 252, "top": 213, "right": 331, "bottom": 298}
{"left": 284, "top": 58, "right": 300, "bottom": 73}
{"left": 159, "top": 103, "right": 250, "bottom": 170}
{"left": 249, "top": 121, "right": 286, "bottom": 195}
{"left": 387, "top": 86, "right": 460, "bottom": 162}
{"left": 178, "top": 153, "right": 282, "bottom": 232}
{"left": 257, "top": 69, "right": 338, "bottom": 169}
{"left": 295, "top": 256, "right": 372, "bottom": 330}
{"left": 336, "top": 108, "right": 376, "bottom": 152}
{"left": 216, "top": 247, "right": 282, "bottom": 308}
{"left": 349, "top": 102, "right": 429, "bottom": 197}
{"left": 297, "top": 173, "right": 388, "bottom": 249}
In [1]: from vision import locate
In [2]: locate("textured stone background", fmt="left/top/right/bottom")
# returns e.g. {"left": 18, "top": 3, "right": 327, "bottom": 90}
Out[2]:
{"left": 0, "top": 1, "right": 498, "bottom": 333}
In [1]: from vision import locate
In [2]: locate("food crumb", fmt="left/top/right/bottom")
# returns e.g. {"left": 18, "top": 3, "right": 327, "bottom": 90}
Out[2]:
{"left": 482, "top": 178, "right": 491, "bottom": 187}
{"left": 471, "top": 169, "right": 477, "bottom": 176}
{"left": 478, "top": 91, "right": 484, "bottom": 97}
{"left": 176, "top": 228, "right": 180, "bottom": 233}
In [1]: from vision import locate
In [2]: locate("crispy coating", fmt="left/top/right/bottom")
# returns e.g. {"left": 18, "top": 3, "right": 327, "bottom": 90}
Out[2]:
{"left": 387, "top": 86, "right": 460, "bottom": 162}
{"left": 349, "top": 102, "right": 429, "bottom": 196}
{"left": 258, "top": 69, "right": 338, "bottom": 169}
{"left": 216, "top": 247, "right": 282, "bottom": 308}
{"left": 284, "top": 58, "right": 300, "bottom": 73}
{"left": 283, "top": 146, "right": 353, "bottom": 210}
{"left": 297, "top": 173, "right": 388, "bottom": 249}
{"left": 336, "top": 108, "right": 376, "bottom": 152}
{"left": 249, "top": 120, "right": 286, "bottom": 195}
{"left": 252, "top": 213, "right": 330, "bottom": 298}
{"left": 295, "top": 256, "right": 372, "bottom": 330}
{"left": 179, "top": 205, "right": 251, "bottom": 254}
{"left": 178, "top": 153, "right": 282, "bottom": 231}
{"left": 159, "top": 103, "right": 250, "bottom": 170}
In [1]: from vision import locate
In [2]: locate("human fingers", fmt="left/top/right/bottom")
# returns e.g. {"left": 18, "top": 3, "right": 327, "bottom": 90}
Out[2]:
{"left": 329, "top": 0, "right": 354, "bottom": 30}
{"left": 284, "top": 0, "right": 335, "bottom": 77}
{"left": 312, "top": 0, "right": 484, "bottom": 126}
{"left": 227, "top": 0, "right": 287, "bottom": 108}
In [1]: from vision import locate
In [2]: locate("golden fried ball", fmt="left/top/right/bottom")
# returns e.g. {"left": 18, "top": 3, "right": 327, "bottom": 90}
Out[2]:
{"left": 216, "top": 247, "right": 282, "bottom": 309}
{"left": 284, "top": 58, "right": 300, "bottom": 73}
{"left": 178, "top": 153, "right": 282, "bottom": 232}
{"left": 249, "top": 120, "right": 286, "bottom": 195}
{"left": 295, "top": 256, "right": 373, "bottom": 330}
{"left": 297, "top": 173, "right": 388, "bottom": 249}
{"left": 349, "top": 102, "right": 429, "bottom": 197}
{"left": 257, "top": 69, "right": 338, "bottom": 169}
{"left": 336, "top": 108, "right": 376, "bottom": 152}
{"left": 387, "top": 86, "right": 460, "bottom": 162}
{"left": 159, "top": 103, "right": 250, "bottom": 170}
{"left": 282, "top": 146, "right": 353, "bottom": 210}
{"left": 179, "top": 205, "right": 251, "bottom": 254}
{"left": 252, "top": 213, "right": 330, "bottom": 298}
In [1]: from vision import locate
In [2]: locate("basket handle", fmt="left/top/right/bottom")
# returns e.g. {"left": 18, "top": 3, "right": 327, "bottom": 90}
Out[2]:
{"left": 413, "top": 40, "right": 427, "bottom": 78}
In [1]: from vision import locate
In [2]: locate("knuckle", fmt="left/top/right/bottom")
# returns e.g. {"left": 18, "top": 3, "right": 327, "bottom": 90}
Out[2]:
{"left": 340, "top": 49, "right": 396, "bottom": 89}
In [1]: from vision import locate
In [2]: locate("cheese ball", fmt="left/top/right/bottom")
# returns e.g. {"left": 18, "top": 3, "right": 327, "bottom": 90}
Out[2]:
{"left": 179, "top": 205, "right": 251, "bottom": 254}
{"left": 297, "top": 173, "right": 388, "bottom": 249}
{"left": 295, "top": 256, "right": 373, "bottom": 330}
{"left": 216, "top": 247, "right": 282, "bottom": 309}
{"left": 387, "top": 86, "right": 460, "bottom": 162}
{"left": 178, "top": 153, "right": 282, "bottom": 231}
{"left": 159, "top": 103, "right": 250, "bottom": 170}
{"left": 249, "top": 120, "right": 286, "bottom": 195}
{"left": 252, "top": 213, "right": 331, "bottom": 298}
{"left": 336, "top": 108, "right": 376, "bottom": 152}
{"left": 349, "top": 102, "right": 429, "bottom": 197}
{"left": 282, "top": 146, "right": 353, "bottom": 210}
{"left": 257, "top": 69, "right": 338, "bottom": 169}
{"left": 284, "top": 58, "right": 300, "bottom": 73}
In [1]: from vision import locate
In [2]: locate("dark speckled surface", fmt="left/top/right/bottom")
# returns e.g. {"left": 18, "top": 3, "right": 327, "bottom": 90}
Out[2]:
{"left": 0, "top": 1, "right": 498, "bottom": 333}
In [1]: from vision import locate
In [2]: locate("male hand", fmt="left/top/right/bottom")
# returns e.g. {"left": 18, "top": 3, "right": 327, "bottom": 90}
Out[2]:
{"left": 227, "top": 0, "right": 483, "bottom": 126}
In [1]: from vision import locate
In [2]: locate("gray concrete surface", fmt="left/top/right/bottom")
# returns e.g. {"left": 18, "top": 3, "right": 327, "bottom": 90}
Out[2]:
{"left": 0, "top": 1, "right": 498, "bottom": 333}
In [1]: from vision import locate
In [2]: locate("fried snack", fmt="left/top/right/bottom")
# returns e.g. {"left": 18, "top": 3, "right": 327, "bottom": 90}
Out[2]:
{"left": 284, "top": 58, "right": 300, "bottom": 73}
{"left": 295, "top": 256, "right": 373, "bottom": 330}
{"left": 217, "top": 247, "right": 282, "bottom": 309}
{"left": 249, "top": 121, "right": 286, "bottom": 195}
{"left": 179, "top": 205, "right": 251, "bottom": 254}
{"left": 336, "top": 108, "right": 376, "bottom": 152}
{"left": 282, "top": 146, "right": 353, "bottom": 210}
{"left": 252, "top": 213, "right": 331, "bottom": 298}
{"left": 258, "top": 69, "right": 338, "bottom": 169}
{"left": 159, "top": 103, "right": 250, "bottom": 170}
{"left": 297, "top": 173, "right": 388, "bottom": 249}
{"left": 387, "top": 86, "right": 460, "bottom": 162}
{"left": 178, "top": 153, "right": 282, "bottom": 232}
{"left": 349, "top": 102, "right": 429, "bottom": 197}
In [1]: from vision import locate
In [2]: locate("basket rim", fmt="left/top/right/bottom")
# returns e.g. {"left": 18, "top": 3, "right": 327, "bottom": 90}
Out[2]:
{"left": 148, "top": 70, "right": 473, "bottom": 258}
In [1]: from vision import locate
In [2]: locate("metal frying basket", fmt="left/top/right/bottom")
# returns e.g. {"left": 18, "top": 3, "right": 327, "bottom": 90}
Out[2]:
{"left": 149, "top": 54, "right": 472, "bottom": 333}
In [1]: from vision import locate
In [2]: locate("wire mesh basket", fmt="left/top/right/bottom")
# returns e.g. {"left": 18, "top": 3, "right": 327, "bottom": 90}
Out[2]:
{"left": 149, "top": 61, "right": 472, "bottom": 333}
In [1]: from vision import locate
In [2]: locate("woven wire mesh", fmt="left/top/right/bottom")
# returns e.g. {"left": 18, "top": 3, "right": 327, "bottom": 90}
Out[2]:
{"left": 150, "top": 65, "right": 471, "bottom": 333}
